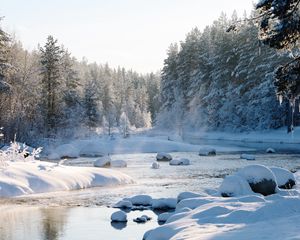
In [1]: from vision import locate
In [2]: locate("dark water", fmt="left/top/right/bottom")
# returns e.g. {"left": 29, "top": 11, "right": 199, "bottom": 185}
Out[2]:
{"left": 1, "top": 146, "right": 300, "bottom": 240}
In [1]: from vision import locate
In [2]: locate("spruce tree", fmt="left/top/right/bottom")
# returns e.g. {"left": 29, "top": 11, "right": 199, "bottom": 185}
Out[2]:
{"left": 40, "top": 35, "right": 64, "bottom": 136}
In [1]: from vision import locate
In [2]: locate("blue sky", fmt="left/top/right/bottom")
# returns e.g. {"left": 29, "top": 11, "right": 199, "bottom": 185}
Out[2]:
{"left": 0, "top": 0, "right": 255, "bottom": 73}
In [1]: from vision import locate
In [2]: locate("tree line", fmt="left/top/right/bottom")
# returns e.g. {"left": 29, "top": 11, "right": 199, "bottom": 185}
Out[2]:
{"left": 0, "top": 24, "right": 160, "bottom": 143}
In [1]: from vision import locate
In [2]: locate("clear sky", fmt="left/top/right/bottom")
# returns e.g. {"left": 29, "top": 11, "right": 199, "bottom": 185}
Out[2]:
{"left": 0, "top": 0, "right": 255, "bottom": 73}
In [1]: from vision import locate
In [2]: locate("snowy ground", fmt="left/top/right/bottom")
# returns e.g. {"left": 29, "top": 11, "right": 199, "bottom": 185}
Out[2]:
{"left": 143, "top": 171, "right": 300, "bottom": 240}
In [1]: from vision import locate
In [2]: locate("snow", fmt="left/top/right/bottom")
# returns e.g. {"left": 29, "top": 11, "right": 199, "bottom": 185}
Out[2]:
{"left": 111, "top": 210, "right": 127, "bottom": 222}
{"left": 113, "top": 200, "right": 133, "bottom": 209}
{"left": 169, "top": 158, "right": 190, "bottom": 166}
{"left": 266, "top": 147, "right": 276, "bottom": 153}
{"left": 152, "top": 198, "right": 177, "bottom": 210}
{"left": 93, "top": 156, "right": 111, "bottom": 167}
{"left": 125, "top": 195, "right": 153, "bottom": 206}
{"left": 111, "top": 160, "right": 127, "bottom": 168}
{"left": 270, "top": 167, "right": 295, "bottom": 188}
{"left": 219, "top": 175, "right": 254, "bottom": 197}
{"left": 198, "top": 147, "right": 216, "bottom": 156}
{"left": 133, "top": 215, "right": 151, "bottom": 223}
{"left": 157, "top": 212, "right": 173, "bottom": 222}
{"left": 237, "top": 164, "right": 276, "bottom": 184}
{"left": 143, "top": 170, "right": 300, "bottom": 240}
{"left": 240, "top": 153, "right": 256, "bottom": 160}
{"left": 0, "top": 160, "right": 133, "bottom": 197}
{"left": 177, "top": 192, "right": 206, "bottom": 202}
{"left": 151, "top": 162, "right": 160, "bottom": 169}
{"left": 156, "top": 152, "right": 172, "bottom": 161}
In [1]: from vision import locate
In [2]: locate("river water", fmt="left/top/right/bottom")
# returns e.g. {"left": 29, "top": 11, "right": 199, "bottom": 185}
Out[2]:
{"left": 1, "top": 140, "right": 300, "bottom": 240}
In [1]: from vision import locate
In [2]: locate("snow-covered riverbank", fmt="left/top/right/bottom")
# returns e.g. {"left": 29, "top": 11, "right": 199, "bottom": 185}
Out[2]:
{"left": 0, "top": 160, "right": 133, "bottom": 197}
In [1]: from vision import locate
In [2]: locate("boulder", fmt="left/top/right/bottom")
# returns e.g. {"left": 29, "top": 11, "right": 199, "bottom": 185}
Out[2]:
{"left": 270, "top": 167, "right": 296, "bottom": 189}
{"left": 238, "top": 165, "right": 277, "bottom": 196}
{"left": 199, "top": 147, "right": 216, "bottom": 156}
{"left": 113, "top": 200, "right": 133, "bottom": 209}
{"left": 240, "top": 153, "right": 255, "bottom": 161}
{"left": 169, "top": 158, "right": 190, "bottom": 166}
{"left": 151, "top": 162, "right": 160, "bottom": 169}
{"left": 266, "top": 148, "right": 276, "bottom": 153}
{"left": 111, "top": 210, "right": 127, "bottom": 222}
{"left": 93, "top": 156, "right": 111, "bottom": 167}
{"left": 156, "top": 152, "right": 172, "bottom": 161}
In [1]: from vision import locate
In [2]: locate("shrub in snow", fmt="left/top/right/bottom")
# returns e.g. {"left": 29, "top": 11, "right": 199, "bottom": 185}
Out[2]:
{"left": 111, "top": 210, "right": 127, "bottom": 222}
{"left": 93, "top": 156, "right": 111, "bottom": 167}
{"left": 48, "top": 144, "right": 79, "bottom": 160}
{"left": 151, "top": 162, "right": 160, "bottom": 169}
{"left": 111, "top": 160, "right": 127, "bottom": 168}
{"left": 152, "top": 198, "right": 177, "bottom": 210}
{"left": 177, "top": 192, "right": 204, "bottom": 203}
{"left": 157, "top": 212, "right": 173, "bottom": 222}
{"left": 133, "top": 215, "right": 151, "bottom": 223}
{"left": 219, "top": 175, "right": 254, "bottom": 197}
{"left": 237, "top": 165, "right": 277, "bottom": 196}
{"left": 240, "top": 153, "right": 256, "bottom": 160}
{"left": 156, "top": 152, "right": 172, "bottom": 161}
{"left": 113, "top": 200, "right": 133, "bottom": 209}
{"left": 270, "top": 167, "right": 296, "bottom": 189}
{"left": 266, "top": 148, "right": 276, "bottom": 153}
{"left": 198, "top": 147, "right": 216, "bottom": 156}
{"left": 0, "top": 141, "right": 42, "bottom": 168}
{"left": 169, "top": 158, "right": 190, "bottom": 166}
{"left": 126, "top": 195, "right": 153, "bottom": 206}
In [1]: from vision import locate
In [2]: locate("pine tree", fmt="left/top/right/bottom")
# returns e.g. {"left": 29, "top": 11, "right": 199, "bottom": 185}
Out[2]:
{"left": 40, "top": 35, "right": 64, "bottom": 136}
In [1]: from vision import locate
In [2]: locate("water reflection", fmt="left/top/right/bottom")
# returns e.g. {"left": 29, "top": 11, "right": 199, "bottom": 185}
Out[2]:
{"left": 40, "top": 208, "right": 68, "bottom": 240}
{"left": 111, "top": 222, "right": 127, "bottom": 230}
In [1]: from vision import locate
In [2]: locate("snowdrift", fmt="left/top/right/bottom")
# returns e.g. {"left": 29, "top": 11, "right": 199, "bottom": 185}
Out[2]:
{"left": 0, "top": 160, "right": 133, "bottom": 197}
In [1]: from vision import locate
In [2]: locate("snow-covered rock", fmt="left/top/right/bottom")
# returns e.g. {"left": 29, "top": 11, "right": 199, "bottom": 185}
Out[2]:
{"left": 111, "top": 160, "right": 127, "bottom": 168}
{"left": 0, "top": 160, "right": 133, "bottom": 197}
{"left": 113, "top": 200, "right": 133, "bottom": 209}
{"left": 111, "top": 210, "right": 127, "bottom": 222}
{"left": 152, "top": 198, "right": 177, "bottom": 210}
{"left": 219, "top": 175, "right": 254, "bottom": 197}
{"left": 270, "top": 167, "right": 296, "bottom": 189}
{"left": 126, "top": 195, "right": 153, "bottom": 206}
{"left": 240, "top": 153, "right": 256, "bottom": 160}
{"left": 79, "top": 142, "right": 105, "bottom": 157}
{"left": 198, "top": 147, "right": 216, "bottom": 156}
{"left": 177, "top": 191, "right": 205, "bottom": 202}
{"left": 133, "top": 215, "right": 151, "bottom": 223}
{"left": 156, "top": 152, "right": 172, "bottom": 161}
{"left": 169, "top": 158, "right": 190, "bottom": 166}
{"left": 266, "top": 148, "right": 276, "bottom": 153}
{"left": 237, "top": 164, "right": 277, "bottom": 196}
{"left": 47, "top": 144, "right": 80, "bottom": 160}
{"left": 93, "top": 156, "right": 111, "bottom": 167}
{"left": 151, "top": 162, "right": 160, "bottom": 169}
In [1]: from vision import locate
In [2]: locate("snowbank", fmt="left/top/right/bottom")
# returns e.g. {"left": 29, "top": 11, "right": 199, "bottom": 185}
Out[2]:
{"left": 0, "top": 160, "right": 133, "bottom": 197}
{"left": 111, "top": 160, "right": 127, "bottom": 168}
{"left": 143, "top": 167, "right": 300, "bottom": 240}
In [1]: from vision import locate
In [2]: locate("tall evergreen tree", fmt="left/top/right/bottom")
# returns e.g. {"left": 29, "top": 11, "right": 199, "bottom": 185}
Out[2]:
{"left": 40, "top": 35, "right": 64, "bottom": 136}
